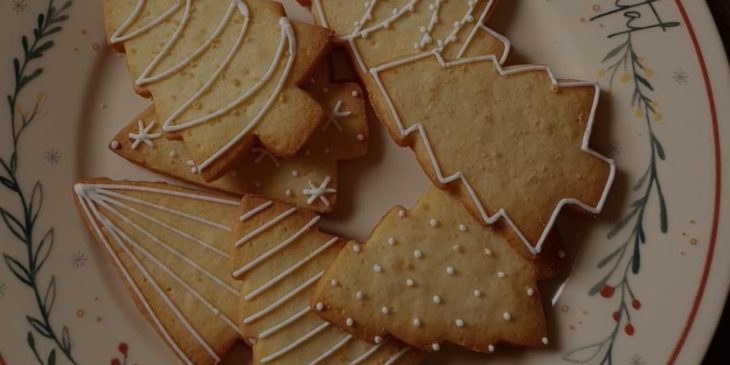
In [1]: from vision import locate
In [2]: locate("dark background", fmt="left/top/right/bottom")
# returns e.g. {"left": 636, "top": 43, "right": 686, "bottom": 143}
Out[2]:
{"left": 703, "top": 3, "right": 728, "bottom": 365}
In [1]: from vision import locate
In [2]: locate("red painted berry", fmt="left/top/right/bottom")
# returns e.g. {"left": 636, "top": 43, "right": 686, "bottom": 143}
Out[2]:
{"left": 632, "top": 299, "right": 642, "bottom": 310}
{"left": 600, "top": 285, "right": 615, "bottom": 298}
{"left": 111, "top": 359, "right": 121, "bottom": 365}
{"left": 625, "top": 323, "right": 635, "bottom": 336}
{"left": 612, "top": 311, "right": 620, "bottom": 322}
{"left": 118, "top": 343, "right": 128, "bottom": 356}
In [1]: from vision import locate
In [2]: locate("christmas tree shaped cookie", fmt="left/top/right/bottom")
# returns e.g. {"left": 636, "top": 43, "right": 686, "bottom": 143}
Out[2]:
{"left": 103, "top": 0, "right": 332, "bottom": 181}
{"left": 311, "top": 186, "right": 551, "bottom": 354}
{"left": 301, "top": 0, "right": 615, "bottom": 254}
{"left": 73, "top": 178, "right": 243, "bottom": 365}
{"left": 109, "top": 62, "right": 368, "bottom": 213}
{"left": 230, "top": 196, "right": 424, "bottom": 364}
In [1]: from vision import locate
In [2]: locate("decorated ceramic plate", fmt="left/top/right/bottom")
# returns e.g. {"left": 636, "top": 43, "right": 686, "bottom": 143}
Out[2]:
{"left": 1, "top": 0, "right": 728, "bottom": 364}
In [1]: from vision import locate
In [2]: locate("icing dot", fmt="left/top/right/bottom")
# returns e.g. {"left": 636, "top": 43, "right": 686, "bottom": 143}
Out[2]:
{"left": 429, "top": 218, "right": 438, "bottom": 227}
{"left": 291, "top": 170, "right": 300, "bottom": 177}
{"left": 186, "top": 160, "right": 195, "bottom": 166}
{"left": 455, "top": 319, "right": 465, "bottom": 328}
{"left": 330, "top": 279, "right": 338, "bottom": 287}
{"left": 432, "top": 343, "right": 440, "bottom": 352}
{"left": 488, "top": 345, "right": 496, "bottom": 353}
{"left": 254, "top": 180, "right": 262, "bottom": 188}
{"left": 346, "top": 318, "right": 354, "bottom": 327}
{"left": 168, "top": 150, "right": 176, "bottom": 158}
{"left": 322, "top": 87, "right": 329, "bottom": 93}
{"left": 355, "top": 291, "right": 364, "bottom": 300}
{"left": 352, "top": 244, "right": 361, "bottom": 253}
{"left": 558, "top": 250, "right": 567, "bottom": 258}
{"left": 352, "top": 90, "right": 360, "bottom": 97}
{"left": 452, "top": 244, "right": 461, "bottom": 252}
{"left": 446, "top": 266, "right": 455, "bottom": 275}
{"left": 484, "top": 248, "right": 493, "bottom": 256}
{"left": 392, "top": 8, "right": 398, "bottom": 14}
{"left": 398, "top": 209, "right": 406, "bottom": 218}
{"left": 503, "top": 312, "right": 511, "bottom": 321}
{"left": 190, "top": 166, "right": 198, "bottom": 174}
{"left": 527, "top": 288, "right": 535, "bottom": 297}
{"left": 380, "top": 306, "right": 389, "bottom": 315}
{"left": 387, "top": 237, "right": 395, "bottom": 246}
{"left": 374, "top": 336, "right": 383, "bottom": 344}
{"left": 432, "top": 295, "right": 442, "bottom": 304}
{"left": 309, "top": 78, "right": 316, "bottom": 85}
{"left": 110, "top": 140, "right": 120, "bottom": 149}
{"left": 473, "top": 290, "right": 481, "bottom": 297}
{"left": 459, "top": 224, "right": 467, "bottom": 232}
{"left": 497, "top": 271, "right": 506, "bottom": 278}
{"left": 373, "top": 264, "right": 382, "bottom": 273}
{"left": 285, "top": 189, "right": 293, "bottom": 197}
{"left": 413, "top": 318, "right": 421, "bottom": 327}
{"left": 323, "top": 148, "right": 330, "bottom": 154}
{"left": 542, "top": 337, "right": 550, "bottom": 345}
{"left": 315, "top": 302, "right": 324, "bottom": 311}
{"left": 356, "top": 133, "right": 365, "bottom": 141}
{"left": 413, "top": 250, "right": 422, "bottom": 259}
{"left": 419, "top": 26, "right": 427, "bottom": 33}
{"left": 405, "top": 278, "right": 415, "bottom": 287}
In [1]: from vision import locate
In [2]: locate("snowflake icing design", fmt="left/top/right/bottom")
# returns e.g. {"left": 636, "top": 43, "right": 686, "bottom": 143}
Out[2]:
{"left": 302, "top": 176, "right": 337, "bottom": 207}
{"left": 321, "top": 99, "right": 352, "bottom": 133}
{"left": 12, "top": 0, "right": 28, "bottom": 13}
{"left": 44, "top": 148, "right": 61, "bottom": 166}
{"left": 128, "top": 120, "right": 162, "bottom": 149}
{"left": 629, "top": 353, "right": 645, "bottom": 365}
{"left": 71, "top": 251, "right": 87, "bottom": 268}
{"left": 673, "top": 69, "right": 688, "bottom": 84}
{"left": 251, "top": 147, "right": 280, "bottom": 167}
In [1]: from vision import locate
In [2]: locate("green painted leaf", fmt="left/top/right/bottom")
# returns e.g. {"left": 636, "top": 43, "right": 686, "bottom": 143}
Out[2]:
{"left": 13, "top": 58, "right": 20, "bottom": 79}
{"left": 37, "top": 14, "right": 46, "bottom": 30}
{"left": 34, "top": 228, "right": 54, "bottom": 271}
{"left": 632, "top": 167, "right": 651, "bottom": 191}
{"left": 31, "top": 41, "right": 55, "bottom": 59}
{"left": 44, "top": 276, "right": 57, "bottom": 315}
{"left": 48, "top": 349, "right": 56, "bottom": 365}
{"left": 18, "top": 68, "right": 44, "bottom": 90}
{"left": 602, "top": 41, "right": 628, "bottom": 63}
{"left": 659, "top": 191, "right": 669, "bottom": 233}
{"left": 597, "top": 246, "right": 624, "bottom": 269}
{"left": 607, "top": 208, "right": 639, "bottom": 239}
{"left": 0, "top": 176, "right": 17, "bottom": 191}
{"left": 589, "top": 273, "right": 611, "bottom": 296}
{"left": 654, "top": 138, "right": 666, "bottom": 160}
{"left": 29, "top": 182, "right": 43, "bottom": 225}
{"left": 61, "top": 326, "right": 71, "bottom": 352}
{"left": 27, "top": 331, "right": 36, "bottom": 350}
{"left": 62, "top": 1, "right": 73, "bottom": 11}
{"left": 562, "top": 342, "right": 607, "bottom": 363}
{"left": 27, "top": 316, "right": 52, "bottom": 338}
{"left": 3, "top": 254, "right": 32, "bottom": 286}
{"left": 632, "top": 239, "right": 641, "bottom": 274}
{"left": 22, "top": 36, "right": 29, "bottom": 56}
{"left": 636, "top": 74, "right": 654, "bottom": 91}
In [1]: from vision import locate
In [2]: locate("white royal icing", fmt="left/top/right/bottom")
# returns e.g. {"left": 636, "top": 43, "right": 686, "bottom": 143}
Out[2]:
{"left": 303, "top": 176, "right": 337, "bottom": 206}
{"left": 312, "top": 0, "right": 616, "bottom": 254}
{"left": 128, "top": 120, "right": 161, "bottom": 150}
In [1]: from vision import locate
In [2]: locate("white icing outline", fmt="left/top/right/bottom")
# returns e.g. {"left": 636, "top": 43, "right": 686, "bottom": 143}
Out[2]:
{"left": 312, "top": 0, "right": 616, "bottom": 254}
{"left": 384, "top": 347, "right": 411, "bottom": 365}
{"left": 234, "top": 207, "right": 300, "bottom": 248}
{"left": 76, "top": 195, "right": 195, "bottom": 365}
{"left": 233, "top": 215, "right": 320, "bottom": 277}
{"left": 243, "top": 237, "right": 339, "bottom": 300}
{"left": 239, "top": 200, "right": 274, "bottom": 222}
{"left": 308, "top": 334, "right": 353, "bottom": 365}
{"left": 112, "top": 0, "right": 299, "bottom": 173}
{"left": 322, "top": 99, "right": 352, "bottom": 133}
{"left": 242, "top": 271, "right": 324, "bottom": 324}
{"left": 349, "top": 340, "right": 387, "bottom": 365}
{"left": 259, "top": 306, "right": 311, "bottom": 339}
{"left": 260, "top": 322, "right": 330, "bottom": 363}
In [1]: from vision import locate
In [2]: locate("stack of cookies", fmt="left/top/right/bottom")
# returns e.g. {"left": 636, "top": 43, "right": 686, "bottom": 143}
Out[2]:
{"left": 73, "top": 0, "right": 615, "bottom": 364}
